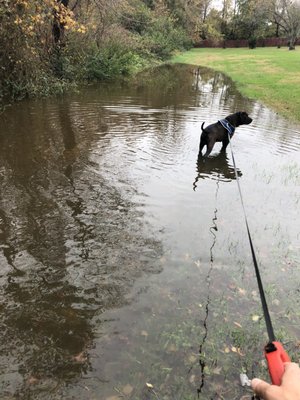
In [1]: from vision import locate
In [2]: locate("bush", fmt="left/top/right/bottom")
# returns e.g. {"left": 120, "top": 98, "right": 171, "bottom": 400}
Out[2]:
{"left": 248, "top": 36, "right": 257, "bottom": 49}
{"left": 143, "top": 15, "right": 192, "bottom": 60}
{"left": 0, "top": 0, "right": 194, "bottom": 102}
{"left": 85, "top": 41, "right": 144, "bottom": 81}
{"left": 120, "top": 1, "right": 152, "bottom": 34}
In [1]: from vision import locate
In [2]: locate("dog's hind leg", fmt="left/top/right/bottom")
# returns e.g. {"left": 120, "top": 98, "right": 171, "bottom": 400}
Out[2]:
{"left": 203, "top": 140, "right": 215, "bottom": 157}
{"left": 199, "top": 136, "right": 206, "bottom": 154}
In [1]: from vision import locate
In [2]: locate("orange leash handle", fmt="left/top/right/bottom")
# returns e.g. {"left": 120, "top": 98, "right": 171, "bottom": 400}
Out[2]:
{"left": 264, "top": 341, "right": 291, "bottom": 385}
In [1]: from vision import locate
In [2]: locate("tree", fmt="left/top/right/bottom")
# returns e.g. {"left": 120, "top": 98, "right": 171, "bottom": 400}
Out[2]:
{"left": 272, "top": 0, "right": 300, "bottom": 49}
{"left": 220, "top": 0, "right": 233, "bottom": 37}
{"left": 161, "top": 0, "right": 215, "bottom": 39}
{"left": 228, "top": 0, "right": 275, "bottom": 44}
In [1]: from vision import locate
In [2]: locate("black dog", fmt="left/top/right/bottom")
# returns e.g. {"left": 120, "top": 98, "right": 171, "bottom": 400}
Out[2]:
{"left": 199, "top": 112, "right": 252, "bottom": 157}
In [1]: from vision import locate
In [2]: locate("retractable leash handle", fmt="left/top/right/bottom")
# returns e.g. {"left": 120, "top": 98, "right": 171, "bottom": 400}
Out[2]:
{"left": 265, "top": 341, "right": 291, "bottom": 386}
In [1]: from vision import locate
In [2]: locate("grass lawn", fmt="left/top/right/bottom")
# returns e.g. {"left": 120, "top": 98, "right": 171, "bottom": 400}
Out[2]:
{"left": 171, "top": 47, "right": 300, "bottom": 122}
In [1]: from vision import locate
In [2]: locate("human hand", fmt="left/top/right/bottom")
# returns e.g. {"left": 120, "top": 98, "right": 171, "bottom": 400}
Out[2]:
{"left": 251, "top": 362, "right": 300, "bottom": 400}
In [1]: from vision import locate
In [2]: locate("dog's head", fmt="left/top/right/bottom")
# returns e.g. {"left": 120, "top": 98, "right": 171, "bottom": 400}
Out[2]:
{"left": 237, "top": 111, "right": 252, "bottom": 126}
{"left": 226, "top": 111, "right": 253, "bottom": 127}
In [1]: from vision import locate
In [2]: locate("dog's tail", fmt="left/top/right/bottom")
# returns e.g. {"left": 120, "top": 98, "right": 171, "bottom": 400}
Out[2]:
{"left": 201, "top": 122, "right": 205, "bottom": 131}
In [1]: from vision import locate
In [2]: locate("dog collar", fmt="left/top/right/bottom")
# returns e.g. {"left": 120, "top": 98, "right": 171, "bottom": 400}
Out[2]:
{"left": 219, "top": 119, "right": 235, "bottom": 136}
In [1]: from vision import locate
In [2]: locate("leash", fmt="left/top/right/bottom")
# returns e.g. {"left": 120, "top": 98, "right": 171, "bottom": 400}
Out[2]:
{"left": 227, "top": 133, "right": 290, "bottom": 386}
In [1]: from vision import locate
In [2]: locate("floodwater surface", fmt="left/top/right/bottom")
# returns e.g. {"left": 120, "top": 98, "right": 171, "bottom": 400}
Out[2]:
{"left": 0, "top": 65, "right": 300, "bottom": 400}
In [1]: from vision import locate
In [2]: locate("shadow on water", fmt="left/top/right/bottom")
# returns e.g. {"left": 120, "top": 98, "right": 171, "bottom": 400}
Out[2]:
{"left": 0, "top": 64, "right": 300, "bottom": 399}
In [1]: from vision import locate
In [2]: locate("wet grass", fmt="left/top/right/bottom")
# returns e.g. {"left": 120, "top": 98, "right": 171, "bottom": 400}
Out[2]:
{"left": 171, "top": 47, "right": 300, "bottom": 122}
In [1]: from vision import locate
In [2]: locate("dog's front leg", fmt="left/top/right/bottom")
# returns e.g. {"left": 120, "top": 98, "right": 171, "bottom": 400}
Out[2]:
{"left": 221, "top": 138, "right": 229, "bottom": 152}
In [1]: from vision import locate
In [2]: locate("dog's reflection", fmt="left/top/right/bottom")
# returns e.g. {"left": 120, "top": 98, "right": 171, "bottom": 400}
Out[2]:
{"left": 193, "top": 151, "right": 242, "bottom": 191}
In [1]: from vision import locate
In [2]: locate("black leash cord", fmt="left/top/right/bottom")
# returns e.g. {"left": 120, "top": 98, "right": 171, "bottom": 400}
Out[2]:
{"left": 228, "top": 134, "right": 276, "bottom": 343}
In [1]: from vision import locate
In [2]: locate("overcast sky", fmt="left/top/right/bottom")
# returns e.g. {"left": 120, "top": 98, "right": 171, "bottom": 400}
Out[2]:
{"left": 212, "top": 0, "right": 223, "bottom": 10}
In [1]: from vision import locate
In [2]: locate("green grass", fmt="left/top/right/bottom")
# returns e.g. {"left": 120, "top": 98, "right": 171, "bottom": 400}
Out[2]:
{"left": 171, "top": 47, "right": 300, "bottom": 122}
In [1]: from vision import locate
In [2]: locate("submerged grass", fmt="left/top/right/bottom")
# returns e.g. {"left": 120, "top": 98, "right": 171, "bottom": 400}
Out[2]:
{"left": 171, "top": 47, "right": 300, "bottom": 122}
{"left": 101, "top": 250, "right": 300, "bottom": 400}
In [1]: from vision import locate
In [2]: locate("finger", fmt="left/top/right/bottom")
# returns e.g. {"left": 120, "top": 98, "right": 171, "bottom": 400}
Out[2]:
{"left": 283, "top": 362, "right": 299, "bottom": 372}
{"left": 251, "top": 378, "right": 272, "bottom": 397}
{"left": 252, "top": 378, "right": 283, "bottom": 400}
{"left": 282, "top": 362, "right": 300, "bottom": 384}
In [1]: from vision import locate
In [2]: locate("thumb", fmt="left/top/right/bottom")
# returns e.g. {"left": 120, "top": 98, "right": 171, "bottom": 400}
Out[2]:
{"left": 251, "top": 378, "right": 272, "bottom": 397}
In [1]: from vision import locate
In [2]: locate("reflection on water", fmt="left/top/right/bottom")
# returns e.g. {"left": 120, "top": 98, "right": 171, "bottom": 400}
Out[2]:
{"left": 0, "top": 64, "right": 300, "bottom": 399}
{"left": 193, "top": 152, "right": 242, "bottom": 191}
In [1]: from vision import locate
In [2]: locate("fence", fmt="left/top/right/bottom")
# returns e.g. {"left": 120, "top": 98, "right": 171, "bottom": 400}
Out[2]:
{"left": 195, "top": 37, "right": 299, "bottom": 48}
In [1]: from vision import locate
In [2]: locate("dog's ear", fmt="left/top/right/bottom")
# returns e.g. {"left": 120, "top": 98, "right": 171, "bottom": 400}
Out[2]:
{"left": 238, "top": 111, "right": 248, "bottom": 122}
{"left": 237, "top": 111, "right": 243, "bottom": 123}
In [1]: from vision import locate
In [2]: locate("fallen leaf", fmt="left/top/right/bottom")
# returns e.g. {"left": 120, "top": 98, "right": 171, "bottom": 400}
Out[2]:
{"left": 122, "top": 384, "right": 133, "bottom": 395}
{"left": 73, "top": 352, "right": 87, "bottom": 363}
{"left": 237, "top": 348, "right": 245, "bottom": 356}
{"left": 213, "top": 366, "right": 222, "bottom": 375}
{"left": 188, "top": 354, "right": 197, "bottom": 363}
{"left": 203, "top": 366, "right": 210, "bottom": 374}
{"left": 27, "top": 376, "right": 39, "bottom": 385}
{"left": 234, "top": 321, "right": 242, "bottom": 328}
{"left": 119, "top": 335, "right": 130, "bottom": 343}
{"left": 167, "top": 344, "right": 177, "bottom": 352}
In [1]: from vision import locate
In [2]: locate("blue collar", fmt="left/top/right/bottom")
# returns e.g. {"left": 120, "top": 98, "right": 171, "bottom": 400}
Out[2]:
{"left": 219, "top": 119, "right": 235, "bottom": 136}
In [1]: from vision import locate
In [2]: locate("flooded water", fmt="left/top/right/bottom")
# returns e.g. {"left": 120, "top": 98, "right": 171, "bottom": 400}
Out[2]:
{"left": 0, "top": 64, "right": 300, "bottom": 400}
